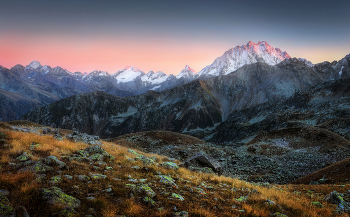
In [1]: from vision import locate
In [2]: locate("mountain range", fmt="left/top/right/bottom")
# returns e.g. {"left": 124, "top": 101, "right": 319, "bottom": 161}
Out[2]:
{"left": 0, "top": 41, "right": 293, "bottom": 121}
{"left": 3, "top": 40, "right": 350, "bottom": 185}
{"left": 21, "top": 54, "right": 350, "bottom": 139}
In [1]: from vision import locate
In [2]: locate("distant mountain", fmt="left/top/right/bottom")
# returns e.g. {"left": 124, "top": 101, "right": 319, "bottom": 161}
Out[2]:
{"left": 21, "top": 54, "right": 350, "bottom": 139}
{"left": 0, "top": 62, "right": 133, "bottom": 121}
{"left": 176, "top": 65, "right": 198, "bottom": 81}
{"left": 109, "top": 65, "right": 198, "bottom": 95}
{"left": 198, "top": 41, "right": 291, "bottom": 79}
{"left": 3, "top": 41, "right": 349, "bottom": 122}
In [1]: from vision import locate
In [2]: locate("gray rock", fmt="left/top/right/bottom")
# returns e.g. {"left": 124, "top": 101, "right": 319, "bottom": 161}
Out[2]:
{"left": 40, "top": 187, "right": 81, "bottom": 209}
{"left": 66, "top": 131, "right": 102, "bottom": 146}
{"left": 324, "top": 191, "right": 350, "bottom": 213}
{"left": 63, "top": 175, "right": 73, "bottom": 180}
{"left": 174, "top": 211, "right": 189, "bottom": 217}
{"left": 0, "top": 203, "right": 15, "bottom": 217}
{"left": 16, "top": 152, "right": 33, "bottom": 162}
{"left": 161, "top": 162, "right": 179, "bottom": 170}
{"left": 180, "top": 151, "right": 222, "bottom": 175}
{"left": 44, "top": 156, "right": 67, "bottom": 168}
{"left": 76, "top": 146, "right": 115, "bottom": 162}
{"left": 76, "top": 175, "right": 91, "bottom": 182}
{"left": 90, "top": 173, "right": 107, "bottom": 180}
{"left": 0, "top": 190, "right": 9, "bottom": 196}
{"left": 18, "top": 162, "right": 54, "bottom": 173}
{"left": 42, "top": 128, "right": 51, "bottom": 134}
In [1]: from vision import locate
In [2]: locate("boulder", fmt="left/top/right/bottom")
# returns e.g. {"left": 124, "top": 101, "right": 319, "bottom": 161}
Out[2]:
{"left": 44, "top": 156, "right": 67, "bottom": 168}
{"left": 42, "top": 128, "right": 51, "bottom": 134}
{"left": 74, "top": 146, "right": 115, "bottom": 162}
{"left": 16, "top": 152, "right": 33, "bottom": 162}
{"left": 161, "top": 162, "right": 179, "bottom": 170}
{"left": 0, "top": 190, "right": 9, "bottom": 197}
{"left": 17, "top": 161, "right": 54, "bottom": 173}
{"left": 324, "top": 191, "right": 350, "bottom": 213}
{"left": 0, "top": 195, "right": 15, "bottom": 217}
{"left": 156, "top": 175, "right": 177, "bottom": 187}
{"left": 180, "top": 151, "right": 222, "bottom": 175}
{"left": 40, "top": 187, "right": 81, "bottom": 209}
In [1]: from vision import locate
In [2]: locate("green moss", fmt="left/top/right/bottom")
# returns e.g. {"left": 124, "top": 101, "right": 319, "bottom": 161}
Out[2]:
{"left": 125, "top": 184, "right": 137, "bottom": 191}
{"left": 0, "top": 203, "right": 15, "bottom": 216}
{"left": 18, "top": 162, "right": 53, "bottom": 173}
{"left": 172, "top": 193, "right": 185, "bottom": 201}
{"left": 235, "top": 196, "right": 248, "bottom": 202}
{"left": 174, "top": 211, "right": 189, "bottom": 217}
{"left": 311, "top": 201, "right": 323, "bottom": 208}
{"left": 90, "top": 173, "right": 107, "bottom": 180}
{"left": 61, "top": 208, "right": 77, "bottom": 217}
{"left": 49, "top": 175, "right": 62, "bottom": 184}
{"left": 77, "top": 150, "right": 86, "bottom": 156}
{"left": 127, "top": 149, "right": 142, "bottom": 157}
{"left": 0, "top": 195, "right": 10, "bottom": 205}
{"left": 16, "top": 152, "right": 33, "bottom": 162}
{"left": 41, "top": 187, "right": 81, "bottom": 209}
{"left": 161, "top": 162, "right": 179, "bottom": 170}
{"left": 45, "top": 156, "right": 66, "bottom": 168}
{"left": 194, "top": 187, "right": 206, "bottom": 195}
{"left": 134, "top": 155, "right": 155, "bottom": 166}
{"left": 138, "top": 184, "right": 156, "bottom": 198}
{"left": 76, "top": 175, "right": 90, "bottom": 182}
{"left": 29, "top": 143, "right": 40, "bottom": 150}
{"left": 143, "top": 196, "right": 156, "bottom": 206}
{"left": 272, "top": 212, "right": 288, "bottom": 217}
{"left": 88, "top": 154, "right": 104, "bottom": 162}
{"left": 156, "top": 175, "right": 177, "bottom": 187}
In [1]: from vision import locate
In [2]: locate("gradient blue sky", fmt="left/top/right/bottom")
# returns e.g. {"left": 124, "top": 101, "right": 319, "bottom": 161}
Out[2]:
{"left": 0, "top": 0, "right": 349, "bottom": 74}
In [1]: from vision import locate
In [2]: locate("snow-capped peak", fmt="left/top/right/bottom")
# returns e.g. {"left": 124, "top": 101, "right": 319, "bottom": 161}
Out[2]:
{"left": 176, "top": 65, "right": 198, "bottom": 80}
{"left": 27, "top": 61, "right": 42, "bottom": 69}
{"left": 184, "top": 65, "right": 196, "bottom": 73}
{"left": 114, "top": 66, "right": 144, "bottom": 83}
{"left": 89, "top": 70, "right": 109, "bottom": 76}
{"left": 199, "top": 41, "right": 291, "bottom": 78}
{"left": 140, "top": 70, "right": 167, "bottom": 84}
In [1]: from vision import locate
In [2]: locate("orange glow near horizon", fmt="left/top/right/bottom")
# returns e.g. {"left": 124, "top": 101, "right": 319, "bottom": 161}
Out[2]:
{"left": 0, "top": 32, "right": 348, "bottom": 75}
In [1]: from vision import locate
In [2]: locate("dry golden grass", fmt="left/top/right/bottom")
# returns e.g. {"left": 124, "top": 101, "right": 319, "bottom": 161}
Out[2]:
{"left": 0, "top": 126, "right": 349, "bottom": 217}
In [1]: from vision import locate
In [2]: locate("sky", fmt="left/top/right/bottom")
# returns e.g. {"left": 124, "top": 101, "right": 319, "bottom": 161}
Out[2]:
{"left": 0, "top": 0, "right": 349, "bottom": 75}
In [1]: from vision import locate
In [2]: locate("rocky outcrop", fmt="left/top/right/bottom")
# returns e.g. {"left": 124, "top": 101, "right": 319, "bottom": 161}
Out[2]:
{"left": 21, "top": 58, "right": 332, "bottom": 139}
{"left": 180, "top": 151, "right": 222, "bottom": 175}
{"left": 40, "top": 187, "right": 81, "bottom": 209}
{"left": 324, "top": 191, "right": 350, "bottom": 214}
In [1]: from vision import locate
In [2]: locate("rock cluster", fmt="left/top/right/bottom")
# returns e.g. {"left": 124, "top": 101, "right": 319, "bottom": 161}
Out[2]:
{"left": 65, "top": 131, "right": 102, "bottom": 145}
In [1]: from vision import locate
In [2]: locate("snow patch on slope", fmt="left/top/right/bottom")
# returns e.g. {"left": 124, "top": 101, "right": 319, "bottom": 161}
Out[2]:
{"left": 339, "top": 66, "right": 344, "bottom": 76}
{"left": 141, "top": 71, "right": 168, "bottom": 84}
{"left": 115, "top": 67, "right": 143, "bottom": 83}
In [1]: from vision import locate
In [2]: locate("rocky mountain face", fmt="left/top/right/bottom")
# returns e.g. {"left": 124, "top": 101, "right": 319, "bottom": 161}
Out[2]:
{"left": 18, "top": 53, "right": 350, "bottom": 185}
{"left": 198, "top": 41, "right": 291, "bottom": 79}
{"left": 0, "top": 41, "right": 297, "bottom": 121}
{"left": 0, "top": 62, "right": 133, "bottom": 121}
{"left": 21, "top": 55, "right": 350, "bottom": 140}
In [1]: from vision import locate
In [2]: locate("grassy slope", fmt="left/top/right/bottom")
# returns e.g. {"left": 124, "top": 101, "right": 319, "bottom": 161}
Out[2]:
{"left": 0, "top": 122, "right": 348, "bottom": 217}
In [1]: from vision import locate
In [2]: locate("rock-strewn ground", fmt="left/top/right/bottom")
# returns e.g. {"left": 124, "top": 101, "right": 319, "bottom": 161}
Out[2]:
{"left": 1, "top": 122, "right": 349, "bottom": 216}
